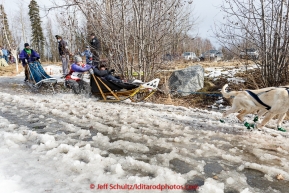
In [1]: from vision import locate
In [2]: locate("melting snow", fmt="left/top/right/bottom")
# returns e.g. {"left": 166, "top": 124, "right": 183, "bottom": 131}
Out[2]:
{"left": 0, "top": 64, "right": 289, "bottom": 193}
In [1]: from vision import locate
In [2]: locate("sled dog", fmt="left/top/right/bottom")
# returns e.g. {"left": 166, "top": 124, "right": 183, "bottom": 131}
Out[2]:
{"left": 221, "top": 84, "right": 289, "bottom": 129}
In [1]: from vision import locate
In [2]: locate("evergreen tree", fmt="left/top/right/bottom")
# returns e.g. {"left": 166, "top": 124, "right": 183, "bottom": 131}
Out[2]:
{"left": 0, "top": 5, "right": 13, "bottom": 47}
{"left": 28, "top": 0, "right": 44, "bottom": 58}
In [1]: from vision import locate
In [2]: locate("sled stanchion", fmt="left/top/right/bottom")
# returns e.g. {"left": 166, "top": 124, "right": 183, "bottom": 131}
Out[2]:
{"left": 27, "top": 63, "right": 37, "bottom": 85}
{"left": 128, "top": 87, "right": 141, "bottom": 101}
{"left": 50, "top": 83, "right": 55, "bottom": 94}
{"left": 143, "top": 90, "right": 156, "bottom": 101}
{"left": 91, "top": 74, "right": 106, "bottom": 100}
{"left": 96, "top": 76, "right": 120, "bottom": 100}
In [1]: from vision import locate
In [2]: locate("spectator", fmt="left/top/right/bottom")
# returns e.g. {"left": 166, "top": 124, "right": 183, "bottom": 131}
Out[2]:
{"left": 2, "top": 46, "right": 8, "bottom": 63}
{"left": 0, "top": 46, "right": 3, "bottom": 58}
{"left": 8, "top": 50, "right": 15, "bottom": 63}
{"left": 89, "top": 33, "right": 101, "bottom": 65}
{"left": 0, "top": 46, "right": 8, "bottom": 67}
{"left": 81, "top": 46, "right": 93, "bottom": 64}
{"left": 19, "top": 43, "right": 40, "bottom": 81}
{"left": 55, "top": 35, "right": 70, "bottom": 77}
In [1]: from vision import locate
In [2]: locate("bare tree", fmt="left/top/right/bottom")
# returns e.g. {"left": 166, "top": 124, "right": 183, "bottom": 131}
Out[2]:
{"left": 45, "top": 18, "right": 60, "bottom": 62}
{"left": 53, "top": 1, "right": 87, "bottom": 56}
{"left": 0, "top": 4, "right": 20, "bottom": 72}
{"left": 182, "top": 36, "right": 214, "bottom": 56}
{"left": 50, "top": 0, "right": 195, "bottom": 81}
{"left": 16, "top": 1, "right": 31, "bottom": 44}
{"left": 215, "top": 0, "right": 289, "bottom": 86}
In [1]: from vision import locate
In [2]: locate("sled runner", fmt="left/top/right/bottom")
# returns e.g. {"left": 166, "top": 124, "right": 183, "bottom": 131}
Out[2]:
{"left": 26, "top": 61, "right": 57, "bottom": 93}
{"left": 90, "top": 74, "right": 160, "bottom": 102}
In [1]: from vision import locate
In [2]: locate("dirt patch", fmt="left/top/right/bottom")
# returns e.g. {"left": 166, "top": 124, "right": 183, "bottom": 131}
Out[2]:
{"left": 0, "top": 62, "right": 62, "bottom": 77}
{"left": 151, "top": 60, "right": 262, "bottom": 109}
{"left": 0, "top": 64, "right": 24, "bottom": 76}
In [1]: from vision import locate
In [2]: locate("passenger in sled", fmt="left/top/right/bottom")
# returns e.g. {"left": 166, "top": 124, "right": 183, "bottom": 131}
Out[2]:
{"left": 89, "top": 63, "right": 160, "bottom": 102}
{"left": 91, "top": 63, "right": 123, "bottom": 83}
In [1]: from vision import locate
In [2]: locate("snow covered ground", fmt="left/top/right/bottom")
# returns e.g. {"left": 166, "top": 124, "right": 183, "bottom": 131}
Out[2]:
{"left": 205, "top": 65, "right": 257, "bottom": 83}
{"left": 1, "top": 65, "right": 289, "bottom": 193}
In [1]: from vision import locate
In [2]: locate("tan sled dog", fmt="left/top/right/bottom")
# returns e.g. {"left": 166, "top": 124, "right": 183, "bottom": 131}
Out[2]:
{"left": 221, "top": 84, "right": 289, "bottom": 129}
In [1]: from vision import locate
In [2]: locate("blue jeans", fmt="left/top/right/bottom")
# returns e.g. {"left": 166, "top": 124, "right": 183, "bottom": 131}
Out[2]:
{"left": 4, "top": 55, "right": 8, "bottom": 63}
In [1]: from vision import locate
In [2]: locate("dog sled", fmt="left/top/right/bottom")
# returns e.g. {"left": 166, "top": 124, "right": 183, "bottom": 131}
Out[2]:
{"left": 25, "top": 61, "right": 57, "bottom": 93}
{"left": 90, "top": 74, "right": 160, "bottom": 102}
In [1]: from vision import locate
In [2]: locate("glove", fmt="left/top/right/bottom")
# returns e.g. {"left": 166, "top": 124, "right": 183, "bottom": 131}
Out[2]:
{"left": 36, "top": 57, "right": 40, "bottom": 60}
{"left": 89, "top": 68, "right": 94, "bottom": 75}
{"left": 110, "top": 69, "right": 115, "bottom": 73}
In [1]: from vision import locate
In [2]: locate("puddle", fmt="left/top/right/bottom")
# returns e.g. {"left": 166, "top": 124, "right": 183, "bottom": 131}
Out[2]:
{"left": 243, "top": 168, "right": 289, "bottom": 192}
{"left": 169, "top": 158, "right": 195, "bottom": 174}
{"left": 146, "top": 145, "right": 172, "bottom": 155}
{"left": 203, "top": 162, "right": 224, "bottom": 176}
{"left": 185, "top": 176, "right": 204, "bottom": 192}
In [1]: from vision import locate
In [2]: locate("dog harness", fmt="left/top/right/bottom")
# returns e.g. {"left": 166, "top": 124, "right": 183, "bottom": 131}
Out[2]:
{"left": 245, "top": 89, "right": 274, "bottom": 110}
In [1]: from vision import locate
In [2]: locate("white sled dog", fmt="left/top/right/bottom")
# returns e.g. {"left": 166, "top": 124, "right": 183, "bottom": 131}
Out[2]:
{"left": 221, "top": 84, "right": 289, "bottom": 129}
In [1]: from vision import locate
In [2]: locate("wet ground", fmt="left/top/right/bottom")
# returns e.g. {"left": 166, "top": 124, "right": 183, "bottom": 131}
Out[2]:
{"left": 1, "top": 76, "right": 289, "bottom": 193}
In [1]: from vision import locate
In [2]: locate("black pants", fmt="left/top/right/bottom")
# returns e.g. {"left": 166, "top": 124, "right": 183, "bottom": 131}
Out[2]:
{"left": 24, "top": 65, "right": 29, "bottom": 80}
{"left": 91, "top": 50, "right": 100, "bottom": 64}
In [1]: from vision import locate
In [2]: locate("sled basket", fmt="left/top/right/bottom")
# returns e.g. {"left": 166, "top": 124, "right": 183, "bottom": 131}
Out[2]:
{"left": 26, "top": 61, "right": 57, "bottom": 93}
{"left": 90, "top": 74, "right": 159, "bottom": 102}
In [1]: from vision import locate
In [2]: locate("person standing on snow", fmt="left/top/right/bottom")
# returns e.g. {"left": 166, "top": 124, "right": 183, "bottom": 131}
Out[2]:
{"left": 81, "top": 46, "right": 93, "bottom": 65}
{"left": 2, "top": 46, "right": 9, "bottom": 63}
{"left": 55, "top": 35, "right": 70, "bottom": 77}
{"left": 0, "top": 46, "right": 8, "bottom": 67}
{"left": 19, "top": 43, "right": 40, "bottom": 81}
{"left": 89, "top": 33, "right": 101, "bottom": 65}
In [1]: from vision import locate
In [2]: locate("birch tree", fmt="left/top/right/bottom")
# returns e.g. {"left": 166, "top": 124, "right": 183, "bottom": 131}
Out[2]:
{"left": 215, "top": 0, "right": 289, "bottom": 86}
{"left": 51, "top": 0, "right": 195, "bottom": 81}
{"left": 0, "top": 4, "right": 19, "bottom": 72}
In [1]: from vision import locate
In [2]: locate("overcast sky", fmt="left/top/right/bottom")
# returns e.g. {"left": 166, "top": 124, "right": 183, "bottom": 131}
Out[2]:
{"left": 193, "top": 0, "right": 224, "bottom": 47}
{"left": 4, "top": 0, "right": 224, "bottom": 47}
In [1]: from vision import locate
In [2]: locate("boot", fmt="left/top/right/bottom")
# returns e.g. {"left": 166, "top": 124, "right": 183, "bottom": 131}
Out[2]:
{"left": 244, "top": 122, "right": 255, "bottom": 130}
{"left": 277, "top": 127, "right": 286, "bottom": 132}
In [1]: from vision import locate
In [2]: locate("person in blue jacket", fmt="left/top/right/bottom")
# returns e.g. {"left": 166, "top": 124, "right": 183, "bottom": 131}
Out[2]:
{"left": 2, "top": 47, "right": 8, "bottom": 63}
{"left": 19, "top": 43, "right": 40, "bottom": 81}
{"left": 81, "top": 46, "right": 93, "bottom": 64}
